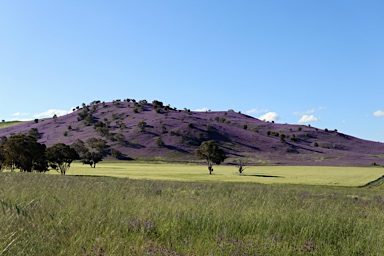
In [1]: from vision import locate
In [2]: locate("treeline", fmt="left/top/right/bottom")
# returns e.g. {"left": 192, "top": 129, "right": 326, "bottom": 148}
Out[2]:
{"left": 0, "top": 134, "right": 104, "bottom": 174}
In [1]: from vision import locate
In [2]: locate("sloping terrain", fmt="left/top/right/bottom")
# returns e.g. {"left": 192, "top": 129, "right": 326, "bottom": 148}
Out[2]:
{"left": 1, "top": 100, "right": 384, "bottom": 166}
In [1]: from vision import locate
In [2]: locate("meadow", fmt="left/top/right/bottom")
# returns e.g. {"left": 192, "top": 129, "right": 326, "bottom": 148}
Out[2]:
{"left": 1, "top": 163, "right": 383, "bottom": 255}
{"left": 65, "top": 162, "right": 384, "bottom": 187}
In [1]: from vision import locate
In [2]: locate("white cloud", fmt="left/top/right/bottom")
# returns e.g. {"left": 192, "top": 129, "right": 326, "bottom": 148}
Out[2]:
{"left": 194, "top": 107, "right": 210, "bottom": 112}
{"left": 298, "top": 115, "right": 320, "bottom": 123}
{"left": 246, "top": 108, "right": 269, "bottom": 115}
{"left": 374, "top": 110, "right": 384, "bottom": 117}
{"left": 293, "top": 107, "right": 326, "bottom": 115}
{"left": 34, "top": 109, "right": 71, "bottom": 118}
{"left": 12, "top": 112, "right": 30, "bottom": 116}
{"left": 259, "top": 112, "right": 280, "bottom": 122}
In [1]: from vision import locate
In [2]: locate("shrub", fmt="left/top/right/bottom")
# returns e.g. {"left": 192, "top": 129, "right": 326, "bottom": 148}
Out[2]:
{"left": 298, "top": 127, "right": 302, "bottom": 131}
{"left": 34, "top": 119, "right": 39, "bottom": 123}
{"left": 63, "top": 131, "right": 68, "bottom": 137}
{"left": 137, "top": 121, "right": 147, "bottom": 132}
{"left": 188, "top": 123, "right": 194, "bottom": 128}
{"left": 155, "top": 137, "right": 165, "bottom": 147}
{"left": 325, "top": 128, "right": 329, "bottom": 132}
{"left": 28, "top": 128, "right": 40, "bottom": 140}
{"left": 267, "top": 131, "right": 271, "bottom": 136}
{"left": 242, "top": 124, "right": 248, "bottom": 130}
{"left": 110, "top": 149, "right": 123, "bottom": 159}
{"left": 314, "top": 142, "right": 319, "bottom": 147}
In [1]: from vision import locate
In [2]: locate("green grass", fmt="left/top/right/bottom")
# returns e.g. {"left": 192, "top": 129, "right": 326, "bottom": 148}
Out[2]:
{"left": 61, "top": 162, "right": 384, "bottom": 187}
{"left": 0, "top": 172, "right": 383, "bottom": 255}
{"left": 0, "top": 121, "right": 25, "bottom": 130}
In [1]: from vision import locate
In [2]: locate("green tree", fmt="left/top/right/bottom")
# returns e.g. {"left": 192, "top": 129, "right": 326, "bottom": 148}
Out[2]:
{"left": 234, "top": 159, "right": 247, "bottom": 174}
{"left": 28, "top": 128, "right": 40, "bottom": 140}
{"left": 71, "top": 139, "right": 89, "bottom": 158}
{"left": 3, "top": 134, "right": 47, "bottom": 172}
{"left": 155, "top": 137, "right": 165, "bottom": 147}
{"left": 137, "top": 121, "right": 147, "bottom": 132}
{"left": 46, "top": 143, "right": 79, "bottom": 175}
{"left": 195, "top": 140, "right": 226, "bottom": 175}
{"left": 82, "top": 152, "right": 103, "bottom": 168}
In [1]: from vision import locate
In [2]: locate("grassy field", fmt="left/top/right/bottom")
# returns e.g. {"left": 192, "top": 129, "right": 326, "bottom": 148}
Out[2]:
{"left": 0, "top": 121, "right": 25, "bottom": 130}
{"left": 62, "top": 161, "right": 384, "bottom": 187}
{"left": 0, "top": 172, "right": 383, "bottom": 255}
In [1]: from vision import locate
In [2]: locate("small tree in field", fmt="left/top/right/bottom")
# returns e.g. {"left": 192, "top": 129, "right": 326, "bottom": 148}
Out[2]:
{"left": 82, "top": 152, "right": 103, "bottom": 168}
{"left": 195, "top": 140, "right": 226, "bottom": 175}
{"left": 234, "top": 159, "right": 247, "bottom": 174}
{"left": 46, "top": 143, "right": 79, "bottom": 175}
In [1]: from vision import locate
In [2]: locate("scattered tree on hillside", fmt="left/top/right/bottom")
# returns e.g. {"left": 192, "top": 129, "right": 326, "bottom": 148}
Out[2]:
{"left": 137, "top": 121, "right": 147, "bottom": 132}
{"left": 86, "top": 138, "right": 107, "bottom": 153}
{"left": 195, "top": 140, "right": 226, "bottom": 175}
{"left": 46, "top": 143, "right": 79, "bottom": 175}
{"left": 155, "top": 137, "right": 165, "bottom": 147}
{"left": 28, "top": 128, "right": 40, "bottom": 140}
{"left": 71, "top": 139, "right": 89, "bottom": 158}
{"left": 53, "top": 114, "right": 57, "bottom": 123}
{"left": 110, "top": 149, "right": 123, "bottom": 159}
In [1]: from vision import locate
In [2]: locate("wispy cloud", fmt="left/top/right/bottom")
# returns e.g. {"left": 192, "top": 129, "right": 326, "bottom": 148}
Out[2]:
{"left": 194, "top": 107, "right": 210, "bottom": 112}
{"left": 259, "top": 112, "right": 280, "bottom": 122}
{"left": 374, "top": 110, "right": 384, "bottom": 117}
{"left": 246, "top": 108, "right": 269, "bottom": 115}
{"left": 12, "top": 112, "right": 30, "bottom": 116}
{"left": 293, "top": 107, "right": 326, "bottom": 115}
{"left": 34, "top": 109, "right": 70, "bottom": 118}
{"left": 298, "top": 115, "right": 320, "bottom": 123}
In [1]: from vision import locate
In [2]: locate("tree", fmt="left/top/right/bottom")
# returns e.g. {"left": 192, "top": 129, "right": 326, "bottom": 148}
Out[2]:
{"left": 71, "top": 139, "right": 89, "bottom": 158}
{"left": 234, "top": 159, "right": 247, "bottom": 174}
{"left": 195, "top": 140, "right": 226, "bottom": 174}
{"left": 137, "top": 121, "right": 147, "bottom": 132}
{"left": 82, "top": 152, "right": 103, "bottom": 168}
{"left": 86, "top": 138, "right": 107, "bottom": 153}
{"left": 46, "top": 143, "right": 79, "bottom": 175}
{"left": 53, "top": 114, "right": 58, "bottom": 123}
{"left": 3, "top": 134, "right": 47, "bottom": 172}
{"left": 28, "top": 128, "right": 40, "bottom": 140}
{"left": 155, "top": 137, "right": 165, "bottom": 147}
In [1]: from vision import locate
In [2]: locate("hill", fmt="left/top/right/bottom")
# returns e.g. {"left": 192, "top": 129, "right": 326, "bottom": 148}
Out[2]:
{"left": 1, "top": 99, "right": 384, "bottom": 166}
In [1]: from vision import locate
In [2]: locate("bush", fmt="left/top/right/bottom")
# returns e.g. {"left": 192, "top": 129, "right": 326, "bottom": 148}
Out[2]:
{"left": 242, "top": 124, "right": 248, "bottom": 130}
{"left": 188, "top": 123, "right": 194, "bottom": 128}
{"left": 110, "top": 149, "right": 123, "bottom": 159}
{"left": 137, "top": 121, "right": 147, "bottom": 132}
{"left": 155, "top": 137, "right": 165, "bottom": 147}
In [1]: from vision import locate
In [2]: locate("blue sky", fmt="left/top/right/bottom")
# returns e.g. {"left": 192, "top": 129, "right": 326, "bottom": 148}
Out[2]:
{"left": 1, "top": 1, "right": 383, "bottom": 142}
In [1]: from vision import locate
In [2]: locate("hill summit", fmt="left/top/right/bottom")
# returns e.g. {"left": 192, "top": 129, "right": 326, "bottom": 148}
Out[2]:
{"left": 1, "top": 99, "right": 384, "bottom": 166}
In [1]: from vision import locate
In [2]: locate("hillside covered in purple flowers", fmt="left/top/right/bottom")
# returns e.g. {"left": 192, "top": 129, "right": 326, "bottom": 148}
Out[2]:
{"left": 1, "top": 99, "right": 384, "bottom": 166}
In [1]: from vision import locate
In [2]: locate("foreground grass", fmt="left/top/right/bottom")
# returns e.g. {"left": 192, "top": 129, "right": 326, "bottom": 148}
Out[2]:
{"left": 64, "top": 162, "right": 384, "bottom": 187}
{"left": 0, "top": 173, "right": 383, "bottom": 255}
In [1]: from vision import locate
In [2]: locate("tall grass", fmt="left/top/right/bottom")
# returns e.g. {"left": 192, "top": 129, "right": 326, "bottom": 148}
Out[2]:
{"left": 0, "top": 173, "right": 383, "bottom": 255}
